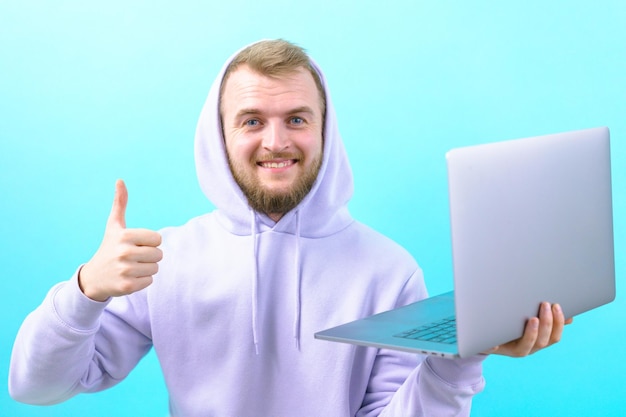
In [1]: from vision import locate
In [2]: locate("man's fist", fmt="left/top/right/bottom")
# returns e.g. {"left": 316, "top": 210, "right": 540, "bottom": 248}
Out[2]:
{"left": 78, "top": 180, "right": 163, "bottom": 302}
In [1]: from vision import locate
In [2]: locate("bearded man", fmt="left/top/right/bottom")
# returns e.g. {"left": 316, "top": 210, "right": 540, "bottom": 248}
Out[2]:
{"left": 10, "top": 39, "right": 568, "bottom": 417}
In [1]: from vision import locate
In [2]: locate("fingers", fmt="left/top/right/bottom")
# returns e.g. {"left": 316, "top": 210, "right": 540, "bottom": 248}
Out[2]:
{"left": 117, "top": 260, "right": 160, "bottom": 281}
{"left": 488, "top": 302, "right": 571, "bottom": 358}
{"left": 104, "top": 180, "right": 161, "bottom": 248}
{"left": 514, "top": 317, "right": 541, "bottom": 357}
{"left": 117, "top": 228, "right": 163, "bottom": 248}
{"left": 115, "top": 242, "right": 163, "bottom": 264}
{"left": 524, "top": 302, "right": 565, "bottom": 354}
{"left": 536, "top": 303, "right": 568, "bottom": 348}
{"left": 487, "top": 317, "right": 539, "bottom": 357}
{"left": 534, "top": 302, "right": 555, "bottom": 349}
{"left": 547, "top": 303, "right": 566, "bottom": 345}
{"left": 107, "top": 179, "right": 128, "bottom": 229}
{"left": 79, "top": 179, "right": 162, "bottom": 301}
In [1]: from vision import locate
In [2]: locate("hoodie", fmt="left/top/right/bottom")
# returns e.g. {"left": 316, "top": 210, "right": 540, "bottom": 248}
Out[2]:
{"left": 9, "top": 42, "right": 485, "bottom": 417}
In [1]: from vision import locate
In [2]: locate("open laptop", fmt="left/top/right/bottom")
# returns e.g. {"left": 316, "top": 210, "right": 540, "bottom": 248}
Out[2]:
{"left": 315, "top": 127, "right": 616, "bottom": 358}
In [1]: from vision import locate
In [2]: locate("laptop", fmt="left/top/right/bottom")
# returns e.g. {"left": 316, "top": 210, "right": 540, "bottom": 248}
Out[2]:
{"left": 315, "top": 127, "right": 616, "bottom": 358}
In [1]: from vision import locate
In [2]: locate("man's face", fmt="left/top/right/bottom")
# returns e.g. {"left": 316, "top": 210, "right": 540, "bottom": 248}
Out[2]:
{"left": 220, "top": 65, "right": 324, "bottom": 220}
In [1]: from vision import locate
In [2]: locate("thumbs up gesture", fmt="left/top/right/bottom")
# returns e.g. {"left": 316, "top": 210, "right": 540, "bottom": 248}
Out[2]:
{"left": 79, "top": 180, "right": 163, "bottom": 302}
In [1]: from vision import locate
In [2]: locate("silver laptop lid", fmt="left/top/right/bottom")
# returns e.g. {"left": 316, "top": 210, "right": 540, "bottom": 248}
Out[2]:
{"left": 447, "top": 127, "right": 615, "bottom": 357}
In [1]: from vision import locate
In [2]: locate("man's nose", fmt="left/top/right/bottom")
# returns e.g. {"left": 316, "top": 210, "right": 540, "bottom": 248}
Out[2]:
{"left": 262, "top": 122, "right": 289, "bottom": 152}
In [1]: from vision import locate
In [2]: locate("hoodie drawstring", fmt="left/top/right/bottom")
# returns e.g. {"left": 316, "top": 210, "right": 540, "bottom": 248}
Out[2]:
{"left": 250, "top": 209, "right": 303, "bottom": 354}
{"left": 250, "top": 210, "right": 260, "bottom": 355}
{"left": 293, "top": 210, "right": 302, "bottom": 351}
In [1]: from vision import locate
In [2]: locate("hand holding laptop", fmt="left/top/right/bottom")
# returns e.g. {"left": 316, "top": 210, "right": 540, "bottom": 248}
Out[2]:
{"left": 315, "top": 127, "right": 613, "bottom": 359}
{"left": 485, "top": 302, "right": 573, "bottom": 357}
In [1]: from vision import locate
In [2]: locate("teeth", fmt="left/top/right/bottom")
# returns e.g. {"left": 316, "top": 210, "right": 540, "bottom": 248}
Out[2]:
{"left": 262, "top": 161, "right": 292, "bottom": 168}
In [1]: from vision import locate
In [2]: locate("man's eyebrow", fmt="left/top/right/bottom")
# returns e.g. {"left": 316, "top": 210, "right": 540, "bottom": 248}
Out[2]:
{"left": 288, "top": 106, "right": 316, "bottom": 115}
{"left": 235, "top": 108, "right": 262, "bottom": 119}
{"left": 234, "top": 106, "right": 316, "bottom": 119}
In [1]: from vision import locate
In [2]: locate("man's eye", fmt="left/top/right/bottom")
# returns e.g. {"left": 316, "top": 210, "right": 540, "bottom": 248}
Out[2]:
{"left": 245, "top": 119, "right": 260, "bottom": 127}
{"left": 290, "top": 117, "right": 304, "bottom": 125}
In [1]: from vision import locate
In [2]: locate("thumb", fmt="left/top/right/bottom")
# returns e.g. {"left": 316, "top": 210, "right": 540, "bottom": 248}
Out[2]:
{"left": 107, "top": 179, "right": 128, "bottom": 229}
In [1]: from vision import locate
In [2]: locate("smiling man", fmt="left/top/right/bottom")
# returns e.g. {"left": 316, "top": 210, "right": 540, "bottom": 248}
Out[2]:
{"left": 220, "top": 61, "right": 324, "bottom": 221}
{"left": 10, "top": 39, "right": 568, "bottom": 417}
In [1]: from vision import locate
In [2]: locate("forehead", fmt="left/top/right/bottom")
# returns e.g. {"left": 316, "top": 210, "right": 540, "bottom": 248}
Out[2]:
{"left": 220, "top": 65, "right": 322, "bottom": 117}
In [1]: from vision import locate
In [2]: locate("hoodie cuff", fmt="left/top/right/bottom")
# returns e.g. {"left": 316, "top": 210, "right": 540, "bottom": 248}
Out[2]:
{"left": 425, "top": 355, "right": 486, "bottom": 387}
{"left": 50, "top": 267, "right": 111, "bottom": 332}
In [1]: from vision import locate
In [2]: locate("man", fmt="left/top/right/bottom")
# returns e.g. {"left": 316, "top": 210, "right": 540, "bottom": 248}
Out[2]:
{"left": 9, "top": 39, "right": 568, "bottom": 416}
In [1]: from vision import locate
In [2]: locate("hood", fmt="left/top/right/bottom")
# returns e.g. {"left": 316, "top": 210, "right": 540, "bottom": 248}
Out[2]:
{"left": 193, "top": 41, "right": 355, "bottom": 353}
{"left": 194, "top": 42, "right": 354, "bottom": 237}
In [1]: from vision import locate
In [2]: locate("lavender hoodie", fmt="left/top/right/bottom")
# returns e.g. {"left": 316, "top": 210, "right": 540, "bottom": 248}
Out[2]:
{"left": 9, "top": 43, "right": 485, "bottom": 416}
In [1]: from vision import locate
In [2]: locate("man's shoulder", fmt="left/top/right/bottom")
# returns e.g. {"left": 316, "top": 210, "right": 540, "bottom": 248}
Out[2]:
{"left": 337, "top": 221, "right": 423, "bottom": 295}
{"left": 159, "top": 212, "right": 220, "bottom": 242}
{"left": 343, "top": 220, "right": 416, "bottom": 262}
{"left": 347, "top": 220, "right": 406, "bottom": 244}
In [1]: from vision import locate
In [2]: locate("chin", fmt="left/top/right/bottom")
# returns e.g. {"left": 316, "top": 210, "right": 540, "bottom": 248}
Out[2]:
{"left": 260, "top": 180, "right": 296, "bottom": 193}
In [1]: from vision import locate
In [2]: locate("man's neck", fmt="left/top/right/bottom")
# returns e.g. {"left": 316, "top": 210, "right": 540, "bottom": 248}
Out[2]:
{"left": 267, "top": 212, "right": 283, "bottom": 222}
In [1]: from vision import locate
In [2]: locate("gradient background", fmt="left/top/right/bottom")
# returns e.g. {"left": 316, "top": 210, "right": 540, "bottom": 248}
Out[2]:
{"left": 1, "top": 1, "right": 624, "bottom": 416}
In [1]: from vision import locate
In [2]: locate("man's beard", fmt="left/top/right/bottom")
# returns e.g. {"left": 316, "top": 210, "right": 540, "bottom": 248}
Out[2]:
{"left": 228, "top": 152, "right": 323, "bottom": 217}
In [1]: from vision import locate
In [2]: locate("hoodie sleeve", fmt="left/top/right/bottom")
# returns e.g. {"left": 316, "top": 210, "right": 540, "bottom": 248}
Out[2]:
{"left": 9, "top": 269, "right": 152, "bottom": 405}
{"left": 356, "top": 270, "right": 486, "bottom": 417}
{"left": 357, "top": 354, "right": 485, "bottom": 417}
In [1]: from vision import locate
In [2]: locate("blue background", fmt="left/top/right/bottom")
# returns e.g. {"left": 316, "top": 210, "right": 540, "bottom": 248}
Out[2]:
{"left": 1, "top": 1, "right": 624, "bottom": 415}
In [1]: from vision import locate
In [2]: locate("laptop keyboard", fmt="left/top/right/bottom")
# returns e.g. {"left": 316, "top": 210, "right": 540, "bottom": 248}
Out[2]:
{"left": 393, "top": 316, "right": 457, "bottom": 344}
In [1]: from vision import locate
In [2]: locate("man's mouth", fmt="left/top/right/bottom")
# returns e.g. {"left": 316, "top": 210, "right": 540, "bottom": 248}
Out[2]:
{"left": 258, "top": 159, "right": 297, "bottom": 169}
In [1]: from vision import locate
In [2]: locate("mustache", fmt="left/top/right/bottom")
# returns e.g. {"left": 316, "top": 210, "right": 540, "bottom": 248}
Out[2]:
{"left": 254, "top": 152, "right": 304, "bottom": 162}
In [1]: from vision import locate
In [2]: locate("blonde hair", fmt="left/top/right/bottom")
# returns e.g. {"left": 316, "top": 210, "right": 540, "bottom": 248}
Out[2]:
{"left": 220, "top": 39, "right": 326, "bottom": 117}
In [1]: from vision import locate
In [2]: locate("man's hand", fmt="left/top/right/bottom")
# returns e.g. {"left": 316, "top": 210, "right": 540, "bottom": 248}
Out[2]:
{"left": 78, "top": 180, "right": 163, "bottom": 302}
{"left": 486, "top": 302, "right": 574, "bottom": 357}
